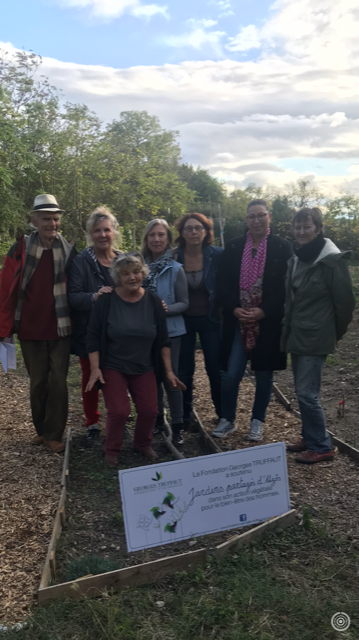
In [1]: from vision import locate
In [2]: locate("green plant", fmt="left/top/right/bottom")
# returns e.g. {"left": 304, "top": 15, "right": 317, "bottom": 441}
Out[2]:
{"left": 65, "top": 555, "right": 121, "bottom": 582}
{"left": 109, "top": 512, "right": 124, "bottom": 527}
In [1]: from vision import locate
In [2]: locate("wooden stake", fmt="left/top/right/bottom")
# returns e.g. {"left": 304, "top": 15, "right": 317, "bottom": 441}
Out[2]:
{"left": 272, "top": 383, "right": 291, "bottom": 411}
{"left": 192, "top": 409, "right": 222, "bottom": 454}
{"left": 61, "top": 428, "right": 71, "bottom": 488}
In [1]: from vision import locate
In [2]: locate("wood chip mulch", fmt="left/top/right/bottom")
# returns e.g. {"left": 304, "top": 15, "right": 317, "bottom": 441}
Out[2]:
{"left": 0, "top": 371, "right": 63, "bottom": 625}
{"left": 193, "top": 352, "right": 359, "bottom": 543}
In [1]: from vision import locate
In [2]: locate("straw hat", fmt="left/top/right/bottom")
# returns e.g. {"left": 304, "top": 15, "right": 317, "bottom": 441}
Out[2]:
{"left": 31, "top": 194, "right": 64, "bottom": 214}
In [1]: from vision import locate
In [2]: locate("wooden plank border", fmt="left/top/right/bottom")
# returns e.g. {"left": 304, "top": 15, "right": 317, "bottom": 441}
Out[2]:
{"left": 272, "top": 380, "right": 359, "bottom": 464}
{"left": 328, "top": 431, "right": 359, "bottom": 463}
{"left": 214, "top": 509, "right": 297, "bottom": 558}
{"left": 61, "top": 428, "right": 72, "bottom": 488}
{"left": 38, "top": 548, "right": 207, "bottom": 605}
{"left": 39, "top": 486, "right": 67, "bottom": 590}
{"left": 192, "top": 409, "right": 222, "bottom": 454}
{"left": 38, "top": 410, "right": 299, "bottom": 606}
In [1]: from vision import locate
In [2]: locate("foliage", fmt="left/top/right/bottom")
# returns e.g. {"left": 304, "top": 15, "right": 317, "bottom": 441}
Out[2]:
{"left": 65, "top": 555, "right": 121, "bottom": 582}
{"left": 1, "top": 50, "right": 359, "bottom": 255}
{"left": 0, "top": 50, "right": 194, "bottom": 250}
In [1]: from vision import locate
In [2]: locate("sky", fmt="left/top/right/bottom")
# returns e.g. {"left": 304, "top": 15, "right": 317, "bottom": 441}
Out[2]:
{"left": 1, "top": 0, "right": 359, "bottom": 194}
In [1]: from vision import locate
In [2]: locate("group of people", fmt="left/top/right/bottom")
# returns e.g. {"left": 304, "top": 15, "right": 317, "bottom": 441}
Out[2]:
{"left": 0, "top": 193, "right": 355, "bottom": 467}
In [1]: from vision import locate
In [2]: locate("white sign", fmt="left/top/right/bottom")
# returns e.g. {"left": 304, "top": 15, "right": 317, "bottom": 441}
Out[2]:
{"left": 0, "top": 336, "right": 16, "bottom": 374}
{"left": 119, "top": 442, "right": 291, "bottom": 553}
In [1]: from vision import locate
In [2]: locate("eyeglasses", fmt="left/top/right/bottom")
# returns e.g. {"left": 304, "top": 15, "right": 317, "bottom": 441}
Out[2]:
{"left": 183, "top": 225, "right": 204, "bottom": 233}
{"left": 246, "top": 213, "right": 268, "bottom": 222}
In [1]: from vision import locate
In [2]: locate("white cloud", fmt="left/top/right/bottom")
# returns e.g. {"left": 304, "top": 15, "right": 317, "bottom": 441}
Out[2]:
{"left": 4, "top": 0, "right": 359, "bottom": 193}
{"left": 59, "top": 0, "right": 168, "bottom": 20}
{"left": 226, "top": 25, "right": 261, "bottom": 52}
{"left": 132, "top": 3, "right": 168, "bottom": 17}
{"left": 163, "top": 27, "right": 226, "bottom": 55}
{"left": 187, "top": 18, "right": 218, "bottom": 28}
{"left": 209, "top": 0, "right": 235, "bottom": 19}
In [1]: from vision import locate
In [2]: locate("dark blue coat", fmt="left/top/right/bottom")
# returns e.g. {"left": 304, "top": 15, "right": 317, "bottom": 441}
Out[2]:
{"left": 68, "top": 248, "right": 119, "bottom": 358}
{"left": 216, "top": 234, "right": 292, "bottom": 371}
{"left": 175, "top": 244, "right": 223, "bottom": 322}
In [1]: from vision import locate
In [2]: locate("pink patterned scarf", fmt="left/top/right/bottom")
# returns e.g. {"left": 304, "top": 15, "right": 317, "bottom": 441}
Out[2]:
{"left": 239, "top": 228, "right": 270, "bottom": 352}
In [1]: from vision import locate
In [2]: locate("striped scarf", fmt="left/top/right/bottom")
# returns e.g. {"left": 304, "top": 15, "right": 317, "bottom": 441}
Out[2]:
{"left": 15, "top": 232, "right": 72, "bottom": 337}
{"left": 143, "top": 249, "right": 173, "bottom": 293}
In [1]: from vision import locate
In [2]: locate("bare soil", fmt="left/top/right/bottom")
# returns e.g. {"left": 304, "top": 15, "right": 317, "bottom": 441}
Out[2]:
{"left": 0, "top": 371, "right": 63, "bottom": 624}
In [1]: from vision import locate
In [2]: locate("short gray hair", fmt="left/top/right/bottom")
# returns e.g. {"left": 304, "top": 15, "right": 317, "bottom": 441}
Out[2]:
{"left": 86, "top": 206, "right": 121, "bottom": 246}
{"left": 141, "top": 218, "right": 173, "bottom": 258}
{"left": 110, "top": 252, "right": 148, "bottom": 286}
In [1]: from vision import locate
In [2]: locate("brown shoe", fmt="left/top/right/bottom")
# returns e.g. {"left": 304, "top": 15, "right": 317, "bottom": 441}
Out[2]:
{"left": 136, "top": 446, "right": 159, "bottom": 461}
{"left": 45, "top": 440, "right": 65, "bottom": 453}
{"left": 287, "top": 438, "right": 307, "bottom": 453}
{"left": 295, "top": 450, "right": 334, "bottom": 465}
{"left": 31, "top": 435, "right": 44, "bottom": 445}
{"left": 105, "top": 455, "right": 118, "bottom": 468}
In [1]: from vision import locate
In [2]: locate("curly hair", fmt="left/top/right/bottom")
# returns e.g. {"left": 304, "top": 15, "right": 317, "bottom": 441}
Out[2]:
{"left": 110, "top": 251, "right": 148, "bottom": 286}
{"left": 174, "top": 212, "right": 214, "bottom": 248}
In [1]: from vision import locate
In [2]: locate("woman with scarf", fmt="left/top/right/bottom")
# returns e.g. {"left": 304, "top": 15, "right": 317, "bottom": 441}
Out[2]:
{"left": 282, "top": 208, "right": 355, "bottom": 464}
{"left": 214, "top": 199, "right": 292, "bottom": 441}
{"left": 68, "top": 207, "right": 121, "bottom": 443}
{"left": 141, "top": 219, "right": 188, "bottom": 445}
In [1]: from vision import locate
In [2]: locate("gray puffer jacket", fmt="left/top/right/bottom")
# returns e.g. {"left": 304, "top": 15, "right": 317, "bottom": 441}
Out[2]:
{"left": 281, "top": 238, "right": 356, "bottom": 355}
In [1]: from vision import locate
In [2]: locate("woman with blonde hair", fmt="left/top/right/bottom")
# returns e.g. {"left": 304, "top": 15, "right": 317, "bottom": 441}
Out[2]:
{"left": 86, "top": 252, "right": 185, "bottom": 466}
{"left": 68, "top": 206, "right": 121, "bottom": 443}
{"left": 141, "top": 219, "right": 188, "bottom": 444}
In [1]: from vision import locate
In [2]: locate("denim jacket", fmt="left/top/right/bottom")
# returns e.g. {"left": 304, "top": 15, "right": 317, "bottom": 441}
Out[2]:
{"left": 175, "top": 244, "right": 223, "bottom": 323}
{"left": 153, "top": 260, "right": 187, "bottom": 338}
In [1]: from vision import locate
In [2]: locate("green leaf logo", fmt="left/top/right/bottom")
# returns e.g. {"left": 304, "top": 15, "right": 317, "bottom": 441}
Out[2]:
{"left": 151, "top": 471, "right": 163, "bottom": 482}
{"left": 162, "top": 492, "right": 175, "bottom": 509}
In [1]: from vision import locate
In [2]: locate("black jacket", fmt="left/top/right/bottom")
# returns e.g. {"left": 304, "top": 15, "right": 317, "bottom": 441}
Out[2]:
{"left": 68, "top": 248, "right": 120, "bottom": 358}
{"left": 216, "top": 234, "right": 293, "bottom": 371}
{"left": 86, "top": 289, "right": 171, "bottom": 383}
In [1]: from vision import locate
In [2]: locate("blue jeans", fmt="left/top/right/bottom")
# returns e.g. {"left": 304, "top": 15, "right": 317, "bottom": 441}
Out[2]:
{"left": 179, "top": 315, "right": 221, "bottom": 421}
{"left": 291, "top": 354, "right": 332, "bottom": 453}
{"left": 221, "top": 329, "right": 273, "bottom": 423}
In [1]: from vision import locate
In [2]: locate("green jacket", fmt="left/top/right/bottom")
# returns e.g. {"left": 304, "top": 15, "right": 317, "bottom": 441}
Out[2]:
{"left": 281, "top": 239, "right": 356, "bottom": 355}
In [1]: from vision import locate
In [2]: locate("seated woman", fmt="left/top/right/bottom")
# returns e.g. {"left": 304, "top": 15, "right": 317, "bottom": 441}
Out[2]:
{"left": 68, "top": 207, "right": 121, "bottom": 442}
{"left": 85, "top": 252, "right": 185, "bottom": 467}
{"left": 282, "top": 207, "right": 355, "bottom": 464}
{"left": 215, "top": 199, "right": 292, "bottom": 440}
{"left": 175, "top": 213, "right": 223, "bottom": 427}
{"left": 141, "top": 219, "right": 189, "bottom": 445}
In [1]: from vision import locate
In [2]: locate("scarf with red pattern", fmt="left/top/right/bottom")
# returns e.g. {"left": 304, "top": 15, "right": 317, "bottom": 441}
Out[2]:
{"left": 239, "top": 228, "right": 270, "bottom": 351}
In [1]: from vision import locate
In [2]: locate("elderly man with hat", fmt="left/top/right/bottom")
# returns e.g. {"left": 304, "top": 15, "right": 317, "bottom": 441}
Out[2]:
{"left": 0, "top": 195, "right": 76, "bottom": 452}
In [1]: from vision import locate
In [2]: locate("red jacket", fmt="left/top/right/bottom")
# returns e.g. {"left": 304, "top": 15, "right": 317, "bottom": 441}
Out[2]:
{"left": 0, "top": 234, "right": 76, "bottom": 339}
{"left": 0, "top": 237, "right": 26, "bottom": 339}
